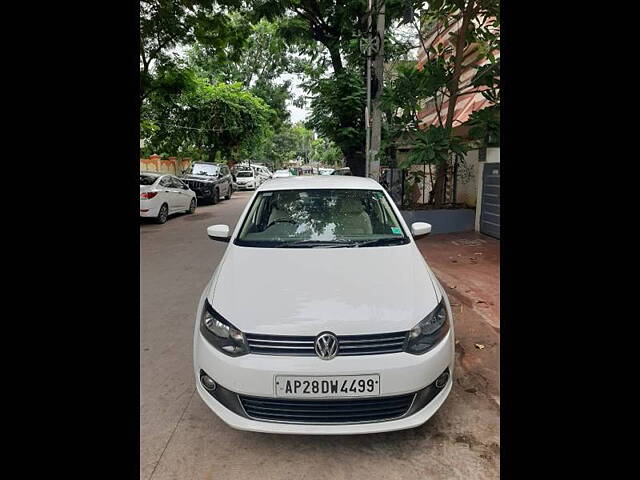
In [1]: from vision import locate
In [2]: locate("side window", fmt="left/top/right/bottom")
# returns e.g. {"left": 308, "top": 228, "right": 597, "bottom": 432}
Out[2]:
{"left": 222, "top": 167, "right": 229, "bottom": 176}
{"left": 159, "top": 176, "right": 172, "bottom": 187}
{"left": 172, "top": 177, "right": 186, "bottom": 189}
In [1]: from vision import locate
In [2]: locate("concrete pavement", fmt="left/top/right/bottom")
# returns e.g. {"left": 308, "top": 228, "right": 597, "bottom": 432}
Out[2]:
{"left": 416, "top": 232, "right": 500, "bottom": 330}
{"left": 140, "top": 193, "right": 500, "bottom": 480}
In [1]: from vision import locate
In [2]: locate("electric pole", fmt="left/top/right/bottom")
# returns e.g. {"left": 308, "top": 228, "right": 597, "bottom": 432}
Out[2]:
{"left": 365, "top": 0, "right": 385, "bottom": 181}
{"left": 365, "top": 0, "right": 373, "bottom": 178}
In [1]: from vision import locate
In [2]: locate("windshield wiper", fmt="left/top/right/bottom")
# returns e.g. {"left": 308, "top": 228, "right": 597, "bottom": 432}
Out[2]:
{"left": 275, "top": 240, "right": 355, "bottom": 248}
{"left": 351, "top": 237, "right": 407, "bottom": 247}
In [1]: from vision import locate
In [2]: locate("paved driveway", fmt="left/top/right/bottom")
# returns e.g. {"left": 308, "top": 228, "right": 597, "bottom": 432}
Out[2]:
{"left": 140, "top": 192, "right": 499, "bottom": 480}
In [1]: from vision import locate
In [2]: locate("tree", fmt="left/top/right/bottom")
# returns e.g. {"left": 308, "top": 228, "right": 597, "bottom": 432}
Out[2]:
{"left": 250, "top": 122, "right": 318, "bottom": 170}
{"left": 187, "top": 18, "right": 294, "bottom": 130}
{"left": 143, "top": 78, "right": 275, "bottom": 162}
{"left": 250, "top": 0, "right": 411, "bottom": 177}
{"left": 412, "top": 0, "right": 499, "bottom": 207}
{"left": 310, "top": 137, "right": 343, "bottom": 167}
{"left": 140, "top": 0, "right": 249, "bottom": 108}
{"left": 382, "top": 0, "right": 499, "bottom": 207}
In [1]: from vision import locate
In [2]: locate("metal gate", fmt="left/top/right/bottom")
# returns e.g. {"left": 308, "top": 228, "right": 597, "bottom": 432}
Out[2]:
{"left": 480, "top": 163, "right": 500, "bottom": 239}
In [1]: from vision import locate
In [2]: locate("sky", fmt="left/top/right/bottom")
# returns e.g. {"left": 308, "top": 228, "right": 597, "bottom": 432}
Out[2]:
{"left": 281, "top": 72, "right": 309, "bottom": 124}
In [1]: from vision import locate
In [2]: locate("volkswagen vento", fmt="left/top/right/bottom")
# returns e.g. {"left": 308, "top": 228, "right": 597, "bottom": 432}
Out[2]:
{"left": 193, "top": 176, "right": 454, "bottom": 434}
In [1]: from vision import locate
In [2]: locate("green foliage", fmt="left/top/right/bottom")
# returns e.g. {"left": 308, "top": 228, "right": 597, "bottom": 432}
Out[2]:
{"left": 140, "top": 1, "right": 249, "bottom": 105}
{"left": 310, "top": 137, "right": 343, "bottom": 167}
{"left": 250, "top": 0, "right": 417, "bottom": 174}
{"left": 143, "top": 78, "right": 275, "bottom": 161}
{"left": 471, "top": 60, "right": 500, "bottom": 104}
{"left": 305, "top": 70, "right": 366, "bottom": 155}
{"left": 467, "top": 105, "right": 500, "bottom": 147}
{"left": 401, "top": 126, "right": 469, "bottom": 168}
{"left": 187, "top": 18, "right": 294, "bottom": 130}
{"left": 380, "top": 0, "right": 499, "bottom": 205}
{"left": 250, "top": 123, "right": 319, "bottom": 170}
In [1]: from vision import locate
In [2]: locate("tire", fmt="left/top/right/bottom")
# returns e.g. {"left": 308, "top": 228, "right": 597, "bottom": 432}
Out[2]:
{"left": 156, "top": 203, "right": 168, "bottom": 224}
{"left": 187, "top": 198, "right": 196, "bottom": 214}
{"left": 211, "top": 188, "right": 219, "bottom": 205}
{"left": 225, "top": 183, "right": 232, "bottom": 200}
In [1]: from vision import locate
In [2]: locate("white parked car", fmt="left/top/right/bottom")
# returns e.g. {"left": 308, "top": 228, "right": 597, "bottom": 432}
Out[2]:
{"left": 194, "top": 176, "right": 454, "bottom": 434}
{"left": 236, "top": 164, "right": 271, "bottom": 186}
{"left": 140, "top": 172, "right": 197, "bottom": 223}
{"left": 235, "top": 170, "right": 258, "bottom": 190}
{"left": 272, "top": 169, "right": 292, "bottom": 178}
{"left": 255, "top": 165, "right": 273, "bottom": 183}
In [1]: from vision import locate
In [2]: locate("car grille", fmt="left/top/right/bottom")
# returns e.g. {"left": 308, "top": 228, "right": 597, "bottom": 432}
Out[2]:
{"left": 186, "top": 180, "right": 209, "bottom": 190}
{"left": 245, "top": 332, "right": 408, "bottom": 356}
{"left": 238, "top": 393, "right": 415, "bottom": 424}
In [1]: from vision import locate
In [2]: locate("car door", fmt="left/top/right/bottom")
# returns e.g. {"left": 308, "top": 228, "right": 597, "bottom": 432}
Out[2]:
{"left": 219, "top": 166, "right": 230, "bottom": 196}
{"left": 157, "top": 176, "right": 178, "bottom": 212}
{"left": 171, "top": 176, "right": 191, "bottom": 210}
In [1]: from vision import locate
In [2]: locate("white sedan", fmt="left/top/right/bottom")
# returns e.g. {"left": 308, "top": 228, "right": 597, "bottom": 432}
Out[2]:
{"left": 194, "top": 176, "right": 454, "bottom": 434}
{"left": 140, "top": 172, "right": 197, "bottom": 223}
{"left": 272, "top": 169, "right": 292, "bottom": 178}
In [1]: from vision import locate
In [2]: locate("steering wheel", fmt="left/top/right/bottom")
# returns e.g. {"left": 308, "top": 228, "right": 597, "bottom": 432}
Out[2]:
{"left": 267, "top": 219, "right": 296, "bottom": 228}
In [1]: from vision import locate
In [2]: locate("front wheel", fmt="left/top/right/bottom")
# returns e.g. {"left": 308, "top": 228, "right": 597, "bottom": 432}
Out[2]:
{"left": 156, "top": 203, "right": 168, "bottom": 224}
{"left": 225, "top": 183, "right": 232, "bottom": 200}
{"left": 211, "top": 188, "right": 219, "bottom": 205}
{"left": 187, "top": 198, "right": 196, "bottom": 214}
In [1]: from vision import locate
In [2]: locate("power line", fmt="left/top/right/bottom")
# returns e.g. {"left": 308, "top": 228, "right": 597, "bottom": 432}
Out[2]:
{"left": 153, "top": 122, "right": 243, "bottom": 133}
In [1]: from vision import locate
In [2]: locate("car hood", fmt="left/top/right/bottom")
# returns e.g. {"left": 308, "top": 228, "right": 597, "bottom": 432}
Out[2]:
{"left": 209, "top": 244, "right": 440, "bottom": 335}
{"left": 182, "top": 174, "right": 216, "bottom": 182}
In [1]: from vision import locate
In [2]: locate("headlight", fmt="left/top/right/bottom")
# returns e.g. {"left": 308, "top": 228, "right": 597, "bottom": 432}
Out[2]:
{"left": 404, "top": 298, "right": 450, "bottom": 355}
{"left": 200, "top": 299, "right": 249, "bottom": 357}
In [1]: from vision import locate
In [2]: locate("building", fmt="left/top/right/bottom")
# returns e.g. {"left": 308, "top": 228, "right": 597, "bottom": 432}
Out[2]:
{"left": 406, "top": 12, "right": 500, "bottom": 238}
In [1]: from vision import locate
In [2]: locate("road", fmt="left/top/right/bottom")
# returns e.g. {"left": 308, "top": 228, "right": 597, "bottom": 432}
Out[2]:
{"left": 140, "top": 191, "right": 500, "bottom": 480}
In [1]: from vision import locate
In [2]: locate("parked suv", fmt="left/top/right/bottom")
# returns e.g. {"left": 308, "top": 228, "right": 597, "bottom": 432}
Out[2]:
{"left": 180, "top": 162, "right": 233, "bottom": 204}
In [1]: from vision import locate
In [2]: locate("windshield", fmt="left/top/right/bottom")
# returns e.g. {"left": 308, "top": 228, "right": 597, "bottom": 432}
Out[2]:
{"left": 140, "top": 174, "right": 158, "bottom": 185}
{"left": 237, "top": 171, "right": 254, "bottom": 178}
{"left": 235, "top": 189, "right": 409, "bottom": 248}
{"left": 189, "top": 163, "right": 219, "bottom": 176}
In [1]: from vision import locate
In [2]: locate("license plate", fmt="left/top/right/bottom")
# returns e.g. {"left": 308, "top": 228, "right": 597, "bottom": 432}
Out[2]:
{"left": 274, "top": 374, "right": 380, "bottom": 398}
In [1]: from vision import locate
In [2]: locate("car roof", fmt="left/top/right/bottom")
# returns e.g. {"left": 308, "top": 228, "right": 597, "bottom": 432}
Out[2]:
{"left": 140, "top": 172, "right": 164, "bottom": 177}
{"left": 257, "top": 175, "right": 382, "bottom": 191}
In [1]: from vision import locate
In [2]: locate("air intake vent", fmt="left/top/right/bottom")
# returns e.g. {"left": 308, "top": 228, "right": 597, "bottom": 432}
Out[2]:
{"left": 238, "top": 393, "right": 415, "bottom": 424}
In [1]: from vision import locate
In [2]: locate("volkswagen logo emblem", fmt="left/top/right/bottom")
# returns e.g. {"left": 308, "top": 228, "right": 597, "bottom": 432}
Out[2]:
{"left": 314, "top": 332, "right": 339, "bottom": 360}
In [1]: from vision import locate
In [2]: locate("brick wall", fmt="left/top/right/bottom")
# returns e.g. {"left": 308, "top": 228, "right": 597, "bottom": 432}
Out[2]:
{"left": 140, "top": 155, "right": 192, "bottom": 176}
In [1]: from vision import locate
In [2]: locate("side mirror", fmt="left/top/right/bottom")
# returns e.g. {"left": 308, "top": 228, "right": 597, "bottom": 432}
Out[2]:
{"left": 411, "top": 222, "right": 431, "bottom": 237}
{"left": 207, "top": 224, "right": 230, "bottom": 242}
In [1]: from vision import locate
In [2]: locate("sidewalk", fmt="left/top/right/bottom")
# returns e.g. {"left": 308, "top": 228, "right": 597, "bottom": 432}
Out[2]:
{"left": 416, "top": 231, "right": 500, "bottom": 330}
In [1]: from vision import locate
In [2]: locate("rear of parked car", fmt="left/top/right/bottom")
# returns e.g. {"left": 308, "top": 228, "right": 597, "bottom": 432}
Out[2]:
{"left": 140, "top": 172, "right": 196, "bottom": 223}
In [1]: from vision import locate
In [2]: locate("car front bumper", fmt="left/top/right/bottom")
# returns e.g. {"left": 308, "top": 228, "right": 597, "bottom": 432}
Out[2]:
{"left": 193, "top": 329, "right": 454, "bottom": 434}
